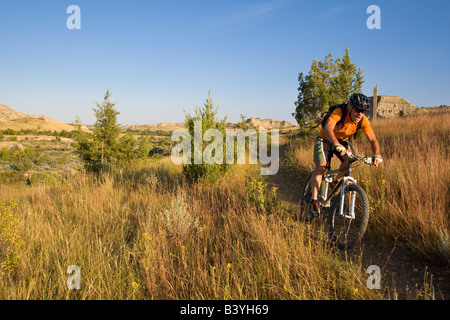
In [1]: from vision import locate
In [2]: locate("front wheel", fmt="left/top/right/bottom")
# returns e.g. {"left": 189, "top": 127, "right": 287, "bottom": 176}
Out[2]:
{"left": 328, "top": 183, "right": 370, "bottom": 249}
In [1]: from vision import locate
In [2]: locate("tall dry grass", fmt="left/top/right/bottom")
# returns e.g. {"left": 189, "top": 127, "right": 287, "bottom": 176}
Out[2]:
{"left": 287, "top": 112, "right": 450, "bottom": 264}
{"left": 0, "top": 157, "right": 383, "bottom": 300}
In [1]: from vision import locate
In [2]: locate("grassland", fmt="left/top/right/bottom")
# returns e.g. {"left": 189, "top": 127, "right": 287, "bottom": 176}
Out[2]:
{"left": 0, "top": 112, "right": 448, "bottom": 300}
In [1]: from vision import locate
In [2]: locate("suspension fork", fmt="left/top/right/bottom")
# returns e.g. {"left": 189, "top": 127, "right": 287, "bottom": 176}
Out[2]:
{"left": 323, "top": 178, "right": 343, "bottom": 207}
{"left": 339, "top": 177, "right": 357, "bottom": 219}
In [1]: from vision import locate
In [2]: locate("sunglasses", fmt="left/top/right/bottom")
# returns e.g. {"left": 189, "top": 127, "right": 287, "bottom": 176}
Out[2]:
{"left": 354, "top": 108, "right": 366, "bottom": 114}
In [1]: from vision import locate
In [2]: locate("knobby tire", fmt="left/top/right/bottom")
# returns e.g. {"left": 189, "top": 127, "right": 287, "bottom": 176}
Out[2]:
{"left": 328, "top": 183, "right": 370, "bottom": 250}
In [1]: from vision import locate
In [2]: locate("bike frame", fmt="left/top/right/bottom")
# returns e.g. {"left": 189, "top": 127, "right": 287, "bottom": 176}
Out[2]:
{"left": 319, "top": 170, "right": 338, "bottom": 206}
{"left": 320, "top": 147, "right": 358, "bottom": 215}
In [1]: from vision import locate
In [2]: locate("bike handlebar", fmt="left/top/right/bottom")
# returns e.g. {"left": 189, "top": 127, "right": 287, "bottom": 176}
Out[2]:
{"left": 345, "top": 151, "right": 375, "bottom": 165}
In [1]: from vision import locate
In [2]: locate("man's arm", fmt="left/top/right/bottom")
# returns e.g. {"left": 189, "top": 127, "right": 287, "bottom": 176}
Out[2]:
{"left": 324, "top": 118, "right": 339, "bottom": 145}
{"left": 365, "top": 131, "right": 382, "bottom": 166}
{"left": 324, "top": 118, "right": 346, "bottom": 156}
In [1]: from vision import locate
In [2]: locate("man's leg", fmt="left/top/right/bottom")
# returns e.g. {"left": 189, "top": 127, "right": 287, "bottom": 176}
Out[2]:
{"left": 311, "top": 162, "right": 326, "bottom": 201}
{"left": 312, "top": 137, "right": 329, "bottom": 201}
{"left": 309, "top": 137, "right": 330, "bottom": 218}
{"left": 336, "top": 146, "right": 352, "bottom": 181}
{"left": 336, "top": 158, "right": 349, "bottom": 181}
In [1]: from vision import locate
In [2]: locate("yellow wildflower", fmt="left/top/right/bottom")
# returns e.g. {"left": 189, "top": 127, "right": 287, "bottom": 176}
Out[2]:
{"left": 142, "top": 232, "right": 151, "bottom": 240}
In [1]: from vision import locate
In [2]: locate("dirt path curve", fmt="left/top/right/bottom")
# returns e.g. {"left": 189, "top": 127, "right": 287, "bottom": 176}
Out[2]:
{"left": 267, "top": 142, "right": 449, "bottom": 300}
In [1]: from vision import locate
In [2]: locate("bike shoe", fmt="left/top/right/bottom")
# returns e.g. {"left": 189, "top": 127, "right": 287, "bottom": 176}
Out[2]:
{"left": 305, "top": 201, "right": 320, "bottom": 221}
{"left": 311, "top": 202, "right": 321, "bottom": 218}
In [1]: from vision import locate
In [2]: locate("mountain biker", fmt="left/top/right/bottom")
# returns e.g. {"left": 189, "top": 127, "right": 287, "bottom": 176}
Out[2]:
{"left": 309, "top": 93, "right": 383, "bottom": 218}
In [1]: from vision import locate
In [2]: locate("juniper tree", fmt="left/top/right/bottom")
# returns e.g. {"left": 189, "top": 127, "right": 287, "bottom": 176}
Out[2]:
{"left": 182, "top": 91, "right": 229, "bottom": 183}
{"left": 92, "top": 89, "right": 121, "bottom": 166}
{"left": 293, "top": 48, "right": 364, "bottom": 129}
{"left": 75, "top": 90, "right": 149, "bottom": 172}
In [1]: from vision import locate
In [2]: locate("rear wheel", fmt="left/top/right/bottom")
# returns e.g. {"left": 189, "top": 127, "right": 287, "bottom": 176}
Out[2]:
{"left": 299, "top": 172, "right": 313, "bottom": 221}
{"left": 328, "top": 184, "right": 370, "bottom": 249}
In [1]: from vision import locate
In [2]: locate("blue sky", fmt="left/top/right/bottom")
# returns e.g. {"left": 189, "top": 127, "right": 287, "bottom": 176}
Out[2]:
{"left": 0, "top": 0, "right": 449, "bottom": 125}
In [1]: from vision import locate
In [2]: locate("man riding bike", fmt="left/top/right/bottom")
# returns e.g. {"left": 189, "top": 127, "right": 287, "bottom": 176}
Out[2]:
{"left": 309, "top": 93, "right": 383, "bottom": 218}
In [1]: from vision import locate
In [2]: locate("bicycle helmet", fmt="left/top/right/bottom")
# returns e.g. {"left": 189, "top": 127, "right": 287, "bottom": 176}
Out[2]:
{"left": 349, "top": 93, "right": 370, "bottom": 111}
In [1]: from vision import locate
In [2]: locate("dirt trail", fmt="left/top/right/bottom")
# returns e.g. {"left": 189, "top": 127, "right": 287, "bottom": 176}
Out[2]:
{"left": 267, "top": 143, "right": 449, "bottom": 300}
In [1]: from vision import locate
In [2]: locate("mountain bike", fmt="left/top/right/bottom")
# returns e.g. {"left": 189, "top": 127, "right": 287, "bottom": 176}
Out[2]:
{"left": 300, "top": 149, "right": 375, "bottom": 249}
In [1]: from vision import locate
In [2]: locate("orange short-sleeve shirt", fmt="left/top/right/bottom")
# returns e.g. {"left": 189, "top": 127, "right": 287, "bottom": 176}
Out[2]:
{"left": 318, "top": 107, "right": 373, "bottom": 141}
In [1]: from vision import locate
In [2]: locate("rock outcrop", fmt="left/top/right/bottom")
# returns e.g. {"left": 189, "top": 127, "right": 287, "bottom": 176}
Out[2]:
{"left": 368, "top": 95, "right": 417, "bottom": 118}
{"left": 0, "top": 104, "right": 28, "bottom": 121}
{"left": 244, "top": 117, "right": 296, "bottom": 129}
{"left": 0, "top": 104, "right": 89, "bottom": 132}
